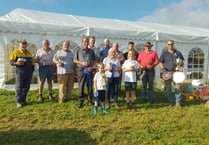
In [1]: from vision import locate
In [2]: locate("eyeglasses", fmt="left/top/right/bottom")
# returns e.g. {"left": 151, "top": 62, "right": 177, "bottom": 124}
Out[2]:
{"left": 167, "top": 43, "right": 174, "bottom": 45}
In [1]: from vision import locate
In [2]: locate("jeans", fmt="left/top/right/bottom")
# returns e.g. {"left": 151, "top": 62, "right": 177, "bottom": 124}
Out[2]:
{"left": 107, "top": 77, "right": 119, "bottom": 103}
{"left": 141, "top": 69, "right": 155, "bottom": 103}
{"left": 165, "top": 79, "right": 181, "bottom": 104}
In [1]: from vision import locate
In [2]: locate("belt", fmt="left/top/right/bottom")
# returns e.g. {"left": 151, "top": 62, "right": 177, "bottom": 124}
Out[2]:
{"left": 143, "top": 69, "right": 154, "bottom": 71}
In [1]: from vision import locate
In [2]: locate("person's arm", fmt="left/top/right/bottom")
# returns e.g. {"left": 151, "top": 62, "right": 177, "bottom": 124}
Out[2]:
{"left": 159, "top": 62, "right": 166, "bottom": 72}
{"left": 73, "top": 58, "right": 87, "bottom": 66}
{"left": 93, "top": 80, "right": 97, "bottom": 93}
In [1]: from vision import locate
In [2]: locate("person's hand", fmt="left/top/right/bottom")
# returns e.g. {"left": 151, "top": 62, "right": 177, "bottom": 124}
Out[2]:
{"left": 82, "top": 61, "right": 88, "bottom": 66}
{"left": 162, "top": 68, "right": 166, "bottom": 72}
{"left": 16, "top": 61, "right": 24, "bottom": 66}
{"left": 147, "top": 64, "right": 153, "bottom": 69}
{"left": 106, "top": 65, "right": 112, "bottom": 71}
{"left": 87, "top": 67, "right": 93, "bottom": 72}
{"left": 129, "top": 66, "right": 135, "bottom": 71}
{"left": 57, "top": 61, "right": 64, "bottom": 67}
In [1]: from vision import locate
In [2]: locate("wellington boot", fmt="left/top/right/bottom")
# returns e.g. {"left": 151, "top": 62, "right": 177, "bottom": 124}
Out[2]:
{"left": 93, "top": 106, "right": 98, "bottom": 116}
{"left": 101, "top": 104, "right": 109, "bottom": 115}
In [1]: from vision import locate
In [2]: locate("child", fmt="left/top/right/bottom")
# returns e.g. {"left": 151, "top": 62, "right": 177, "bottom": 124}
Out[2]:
{"left": 122, "top": 50, "right": 139, "bottom": 111}
{"left": 93, "top": 62, "right": 109, "bottom": 116}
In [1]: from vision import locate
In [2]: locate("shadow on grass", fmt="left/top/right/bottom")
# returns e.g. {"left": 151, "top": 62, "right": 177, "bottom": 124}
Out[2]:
{"left": 0, "top": 128, "right": 97, "bottom": 145}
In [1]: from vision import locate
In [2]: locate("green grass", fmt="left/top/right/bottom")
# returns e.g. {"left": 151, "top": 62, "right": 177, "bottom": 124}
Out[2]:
{"left": 0, "top": 87, "right": 209, "bottom": 145}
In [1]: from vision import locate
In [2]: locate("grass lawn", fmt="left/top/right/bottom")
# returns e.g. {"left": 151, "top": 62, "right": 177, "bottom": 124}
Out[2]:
{"left": 0, "top": 86, "right": 209, "bottom": 145}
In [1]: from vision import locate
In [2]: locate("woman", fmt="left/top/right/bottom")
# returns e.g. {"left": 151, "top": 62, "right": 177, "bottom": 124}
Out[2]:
{"left": 103, "top": 47, "right": 121, "bottom": 109}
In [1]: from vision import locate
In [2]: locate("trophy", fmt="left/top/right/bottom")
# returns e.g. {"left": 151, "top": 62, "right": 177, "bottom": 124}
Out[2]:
{"left": 175, "top": 58, "right": 183, "bottom": 71}
{"left": 58, "top": 56, "right": 64, "bottom": 67}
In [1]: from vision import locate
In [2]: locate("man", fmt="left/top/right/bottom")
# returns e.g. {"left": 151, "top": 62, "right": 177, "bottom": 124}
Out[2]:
{"left": 112, "top": 42, "right": 124, "bottom": 97}
{"left": 112, "top": 42, "right": 124, "bottom": 65}
{"left": 35, "top": 39, "right": 55, "bottom": 102}
{"left": 124, "top": 41, "right": 138, "bottom": 60}
{"left": 99, "top": 38, "right": 111, "bottom": 62}
{"left": 159, "top": 40, "right": 184, "bottom": 106}
{"left": 53, "top": 41, "right": 75, "bottom": 103}
{"left": 137, "top": 42, "right": 159, "bottom": 103}
{"left": 74, "top": 36, "right": 96, "bottom": 108}
{"left": 9, "top": 40, "right": 35, "bottom": 108}
{"left": 89, "top": 36, "right": 99, "bottom": 61}
{"left": 89, "top": 36, "right": 99, "bottom": 76}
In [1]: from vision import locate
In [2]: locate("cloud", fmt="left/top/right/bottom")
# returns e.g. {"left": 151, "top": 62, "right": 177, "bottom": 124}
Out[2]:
{"left": 139, "top": 0, "right": 209, "bottom": 28}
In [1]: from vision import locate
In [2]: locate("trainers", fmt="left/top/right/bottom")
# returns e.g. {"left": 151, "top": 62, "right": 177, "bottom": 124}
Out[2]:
{"left": 106, "top": 103, "right": 110, "bottom": 109}
{"left": 16, "top": 103, "right": 22, "bottom": 108}
{"left": 176, "top": 103, "right": 182, "bottom": 107}
{"left": 169, "top": 103, "right": 174, "bottom": 107}
{"left": 48, "top": 95, "right": 53, "bottom": 101}
{"left": 38, "top": 95, "right": 43, "bottom": 102}
{"left": 77, "top": 104, "right": 83, "bottom": 108}
{"left": 114, "top": 103, "right": 120, "bottom": 109}
{"left": 88, "top": 102, "right": 93, "bottom": 106}
{"left": 22, "top": 101, "right": 29, "bottom": 106}
{"left": 58, "top": 99, "right": 64, "bottom": 103}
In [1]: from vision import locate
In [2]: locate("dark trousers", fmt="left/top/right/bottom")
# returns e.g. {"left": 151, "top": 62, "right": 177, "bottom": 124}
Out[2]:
{"left": 107, "top": 77, "right": 119, "bottom": 103}
{"left": 77, "top": 70, "right": 93, "bottom": 105}
{"left": 15, "top": 68, "right": 33, "bottom": 103}
{"left": 141, "top": 69, "right": 155, "bottom": 103}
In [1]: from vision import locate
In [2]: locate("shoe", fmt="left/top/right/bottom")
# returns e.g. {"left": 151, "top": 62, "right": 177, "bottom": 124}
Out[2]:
{"left": 127, "top": 103, "right": 131, "bottom": 110}
{"left": 106, "top": 103, "right": 110, "bottom": 109}
{"left": 101, "top": 104, "right": 109, "bottom": 115}
{"left": 88, "top": 102, "right": 93, "bottom": 106}
{"left": 77, "top": 104, "right": 83, "bottom": 108}
{"left": 93, "top": 106, "right": 98, "bottom": 116}
{"left": 16, "top": 103, "right": 22, "bottom": 108}
{"left": 58, "top": 99, "right": 64, "bottom": 103}
{"left": 48, "top": 95, "right": 53, "bottom": 101}
{"left": 63, "top": 98, "right": 69, "bottom": 102}
{"left": 176, "top": 103, "right": 182, "bottom": 107}
{"left": 22, "top": 101, "right": 29, "bottom": 106}
{"left": 131, "top": 103, "right": 136, "bottom": 111}
{"left": 169, "top": 103, "right": 174, "bottom": 107}
{"left": 38, "top": 96, "right": 43, "bottom": 102}
{"left": 114, "top": 103, "right": 120, "bottom": 109}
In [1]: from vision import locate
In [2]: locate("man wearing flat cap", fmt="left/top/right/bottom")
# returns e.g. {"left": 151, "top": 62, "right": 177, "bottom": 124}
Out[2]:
{"left": 137, "top": 41, "right": 159, "bottom": 103}
{"left": 9, "top": 39, "right": 35, "bottom": 108}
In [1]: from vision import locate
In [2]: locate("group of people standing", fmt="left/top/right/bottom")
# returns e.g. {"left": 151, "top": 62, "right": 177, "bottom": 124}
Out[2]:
{"left": 9, "top": 37, "right": 184, "bottom": 116}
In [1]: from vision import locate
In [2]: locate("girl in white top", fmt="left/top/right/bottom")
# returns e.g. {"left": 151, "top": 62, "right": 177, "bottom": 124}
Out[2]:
{"left": 122, "top": 50, "right": 140, "bottom": 111}
{"left": 93, "top": 62, "right": 109, "bottom": 116}
{"left": 103, "top": 47, "right": 121, "bottom": 109}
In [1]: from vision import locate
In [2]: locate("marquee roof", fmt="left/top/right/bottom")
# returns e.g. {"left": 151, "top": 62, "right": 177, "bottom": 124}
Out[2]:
{"left": 1, "top": 8, "right": 209, "bottom": 43}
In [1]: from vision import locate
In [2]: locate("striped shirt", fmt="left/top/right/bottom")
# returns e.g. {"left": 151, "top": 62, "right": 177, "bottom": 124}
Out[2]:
{"left": 35, "top": 48, "right": 55, "bottom": 66}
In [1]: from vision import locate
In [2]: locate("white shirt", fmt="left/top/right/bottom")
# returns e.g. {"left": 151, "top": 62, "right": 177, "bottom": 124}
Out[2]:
{"left": 94, "top": 72, "right": 106, "bottom": 90}
{"left": 103, "top": 57, "right": 121, "bottom": 78}
{"left": 122, "top": 60, "right": 139, "bottom": 82}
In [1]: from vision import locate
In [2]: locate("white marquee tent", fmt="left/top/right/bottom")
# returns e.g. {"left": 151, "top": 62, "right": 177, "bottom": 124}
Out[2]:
{"left": 0, "top": 8, "right": 209, "bottom": 89}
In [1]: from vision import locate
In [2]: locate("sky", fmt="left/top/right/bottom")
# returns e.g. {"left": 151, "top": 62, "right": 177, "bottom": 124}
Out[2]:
{"left": 1, "top": 0, "right": 209, "bottom": 28}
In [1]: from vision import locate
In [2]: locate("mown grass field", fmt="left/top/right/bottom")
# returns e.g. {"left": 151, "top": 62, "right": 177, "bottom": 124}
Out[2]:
{"left": 0, "top": 86, "right": 209, "bottom": 145}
